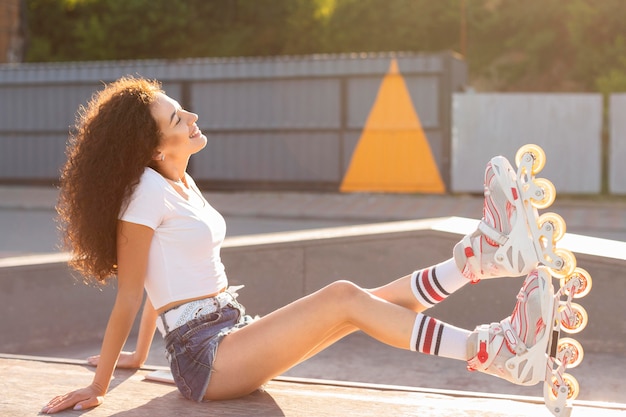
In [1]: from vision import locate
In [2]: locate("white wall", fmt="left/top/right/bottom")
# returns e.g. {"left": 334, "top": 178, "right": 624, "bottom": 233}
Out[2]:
{"left": 610, "top": 94, "right": 626, "bottom": 195}
{"left": 452, "top": 93, "right": 603, "bottom": 194}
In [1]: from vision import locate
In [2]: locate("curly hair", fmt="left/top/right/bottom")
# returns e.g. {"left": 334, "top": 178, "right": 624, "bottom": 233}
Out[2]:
{"left": 57, "top": 76, "right": 163, "bottom": 282}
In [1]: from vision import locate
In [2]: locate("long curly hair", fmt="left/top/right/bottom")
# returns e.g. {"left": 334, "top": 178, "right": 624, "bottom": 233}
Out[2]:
{"left": 57, "top": 76, "right": 163, "bottom": 282}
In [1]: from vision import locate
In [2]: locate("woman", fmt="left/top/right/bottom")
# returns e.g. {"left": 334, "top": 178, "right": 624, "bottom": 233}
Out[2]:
{"left": 42, "top": 77, "right": 554, "bottom": 413}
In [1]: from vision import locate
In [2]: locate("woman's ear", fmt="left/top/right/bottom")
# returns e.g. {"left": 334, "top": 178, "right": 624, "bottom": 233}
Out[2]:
{"left": 152, "top": 151, "right": 164, "bottom": 162}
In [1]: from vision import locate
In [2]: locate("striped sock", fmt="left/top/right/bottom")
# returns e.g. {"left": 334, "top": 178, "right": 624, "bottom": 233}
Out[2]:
{"left": 411, "top": 259, "right": 468, "bottom": 308}
{"left": 409, "top": 313, "right": 471, "bottom": 361}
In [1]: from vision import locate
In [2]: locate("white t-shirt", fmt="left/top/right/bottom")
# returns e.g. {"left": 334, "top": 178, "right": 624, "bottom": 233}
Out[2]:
{"left": 119, "top": 167, "right": 228, "bottom": 310}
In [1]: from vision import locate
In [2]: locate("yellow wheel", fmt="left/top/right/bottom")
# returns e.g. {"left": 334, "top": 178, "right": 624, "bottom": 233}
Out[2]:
{"left": 563, "top": 374, "right": 580, "bottom": 400}
{"left": 530, "top": 178, "right": 556, "bottom": 209}
{"left": 560, "top": 303, "right": 588, "bottom": 334}
{"left": 557, "top": 337, "right": 584, "bottom": 368}
{"left": 515, "top": 144, "right": 546, "bottom": 175}
{"left": 560, "top": 267, "right": 592, "bottom": 299}
{"left": 538, "top": 212, "right": 566, "bottom": 243}
{"left": 548, "top": 248, "right": 577, "bottom": 279}
{"left": 552, "top": 374, "right": 580, "bottom": 401}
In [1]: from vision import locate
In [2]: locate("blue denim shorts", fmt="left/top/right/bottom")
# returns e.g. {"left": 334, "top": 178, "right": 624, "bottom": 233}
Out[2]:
{"left": 163, "top": 295, "right": 253, "bottom": 402}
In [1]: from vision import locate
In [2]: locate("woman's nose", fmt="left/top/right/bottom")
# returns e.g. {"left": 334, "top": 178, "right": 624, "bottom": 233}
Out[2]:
{"left": 186, "top": 111, "right": 198, "bottom": 124}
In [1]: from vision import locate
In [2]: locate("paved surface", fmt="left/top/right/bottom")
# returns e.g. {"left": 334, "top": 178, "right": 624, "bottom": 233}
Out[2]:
{"left": 2, "top": 185, "right": 626, "bottom": 407}
{"left": 5, "top": 356, "right": 624, "bottom": 417}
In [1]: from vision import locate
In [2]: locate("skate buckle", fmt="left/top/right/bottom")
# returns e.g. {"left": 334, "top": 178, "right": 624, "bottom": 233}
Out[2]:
{"left": 462, "top": 246, "right": 482, "bottom": 284}
{"left": 477, "top": 340, "right": 489, "bottom": 363}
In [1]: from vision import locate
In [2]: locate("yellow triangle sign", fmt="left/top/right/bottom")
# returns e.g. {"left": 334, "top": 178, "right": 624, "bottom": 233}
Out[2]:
{"left": 340, "top": 59, "right": 445, "bottom": 193}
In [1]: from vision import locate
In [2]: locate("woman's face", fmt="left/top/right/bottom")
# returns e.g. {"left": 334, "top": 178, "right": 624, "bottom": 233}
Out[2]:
{"left": 150, "top": 93, "right": 207, "bottom": 159}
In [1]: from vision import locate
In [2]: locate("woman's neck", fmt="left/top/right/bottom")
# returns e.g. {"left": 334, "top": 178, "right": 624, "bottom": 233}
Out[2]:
{"left": 154, "top": 163, "right": 188, "bottom": 188}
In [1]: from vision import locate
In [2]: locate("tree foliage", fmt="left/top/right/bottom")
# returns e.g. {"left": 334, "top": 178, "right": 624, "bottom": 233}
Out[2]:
{"left": 22, "top": 0, "right": 626, "bottom": 93}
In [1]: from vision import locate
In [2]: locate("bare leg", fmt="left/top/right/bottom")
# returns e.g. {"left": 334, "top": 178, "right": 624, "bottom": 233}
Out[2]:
{"left": 295, "top": 274, "right": 429, "bottom": 363}
{"left": 368, "top": 273, "right": 429, "bottom": 313}
{"left": 206, "top": 280, "right": 423, "bottom": 400}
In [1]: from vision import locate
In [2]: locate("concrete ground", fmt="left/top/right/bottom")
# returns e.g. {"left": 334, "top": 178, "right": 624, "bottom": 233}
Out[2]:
{"left": 7, "top": 356, "right": 624, "bottom": 417}
{"left": 2, "top": 186, "right": 626, "bottom": 406}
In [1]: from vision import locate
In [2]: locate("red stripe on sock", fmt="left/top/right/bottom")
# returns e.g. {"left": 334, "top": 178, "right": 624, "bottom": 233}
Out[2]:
{"left": 422, "top": 269, "right": 445, "bottom": 303}
{"left": 423, "top": 318, "right": 437, "bottom": 354}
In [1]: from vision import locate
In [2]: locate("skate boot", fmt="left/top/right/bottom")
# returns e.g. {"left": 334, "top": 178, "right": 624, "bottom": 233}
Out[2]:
{"left": 466, "top": 268, "right": 555, "bottom": 385}
{"left": 454, "top": 144, "right": 576, "bottom": 283}
{"left": 467, "top": 266, "right": 591, "bottom": 417}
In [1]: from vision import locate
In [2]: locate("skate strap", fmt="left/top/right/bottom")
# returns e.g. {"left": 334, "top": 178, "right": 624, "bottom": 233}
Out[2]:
{"left": 478, "top": 221, "right": 509, "bottom": 246}
{"left": 460, "top": 235, "right": 481, "bottom": 282}
{"left": 460, "top": 223, "right": 508, "bottom": 282}
{"left": 500, "top": 319, "right": 527, "bottom": 355}
{"left": 467, "top": 324, "right": 500, "bottom": 371}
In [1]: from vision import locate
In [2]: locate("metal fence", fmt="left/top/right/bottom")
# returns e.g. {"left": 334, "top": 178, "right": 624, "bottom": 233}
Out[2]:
{"left": 451, "top": 93, "right": 604, "bottom": 194}
{"left": 3, "top": 54, "right": 624, "bottom": 195}
{"left": 0, "top": 52, "right": 466, "bottom": 190}
{"left": 610, "top": 94, "right": 626, "bottom": 195}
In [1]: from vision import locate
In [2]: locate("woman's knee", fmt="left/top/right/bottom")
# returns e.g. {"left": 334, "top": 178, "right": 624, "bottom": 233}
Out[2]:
{"left": 321, "top": 280, "right": 366, "bottom": 303}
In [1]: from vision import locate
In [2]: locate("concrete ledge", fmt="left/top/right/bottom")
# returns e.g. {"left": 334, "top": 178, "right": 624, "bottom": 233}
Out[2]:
{"left": 2, "top": 217, "right": 625, "bottom": 354}
{"left": 2, "top": 355, "right": 624, "bottom": 417}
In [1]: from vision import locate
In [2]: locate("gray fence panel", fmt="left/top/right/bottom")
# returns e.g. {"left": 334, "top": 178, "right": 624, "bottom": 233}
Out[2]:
{"left": 452, "top": 93, "right": 602, "bottom": 194}
{"left": 343, "top": 74, "right": 444, "bottom": 187}
{"left": 346, "top": 75, "right": 439, "bottom": 130}
{"left": 194, "top": 132, "right": 340, "bottom": 183}
{"left": 346, "top": 77, "right": 380, "bottom": 130}
{"left": 0, "top": 84, "right": 96, "bottom": 130}
{"left": 0, "top": 134, "right": 66, "bottom": 179}
{"left": 609, "top": 94, "right": 626, "bottom": 195}
{"left": 191, "top": 79, "right": 341, "bottom": 130}
{"left": 158, "top": 83, "right": 183, "bottom": 102}
{"left": 0, "top": 52, "right": 465, "bottom": 189}
{"left": 404, "top": 75, "right": 440, "bottom": 129}
{"left": 0, "top": 53, "right": 450, "bottom": 84}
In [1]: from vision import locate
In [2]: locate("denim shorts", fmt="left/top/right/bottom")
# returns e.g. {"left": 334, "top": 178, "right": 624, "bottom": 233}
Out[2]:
{"left": 163, "top": 295, "right": 253, "bottom": 402}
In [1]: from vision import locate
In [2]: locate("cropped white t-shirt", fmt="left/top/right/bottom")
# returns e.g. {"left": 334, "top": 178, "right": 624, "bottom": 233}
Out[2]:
{"left": 119, "top": 167, "right": 228, "bottom": 310}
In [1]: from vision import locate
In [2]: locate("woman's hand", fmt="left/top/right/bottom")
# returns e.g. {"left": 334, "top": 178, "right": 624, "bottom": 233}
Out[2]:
{"left": 87, "top": 351, "right": 143, "bottom": 369}
{"left": 41, "top": 384, "right": 104, "bottom": 414}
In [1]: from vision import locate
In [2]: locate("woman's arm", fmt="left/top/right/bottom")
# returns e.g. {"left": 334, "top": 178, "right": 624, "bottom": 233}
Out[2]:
{"left": 42, "top": 221, "right": 154, "bottom": 414}
{"left": 132, "top": 296, "right": 158, "bottom": 366}
{"left": 87, "top": 296, "right": 158, "bottom": 369}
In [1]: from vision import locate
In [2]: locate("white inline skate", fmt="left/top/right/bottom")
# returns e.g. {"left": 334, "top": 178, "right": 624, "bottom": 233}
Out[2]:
{"left": 455, "top": 144, "right": 577, "bottom": 282}
{"left": 467, "top": 266, "right": 591, "bottom": 417}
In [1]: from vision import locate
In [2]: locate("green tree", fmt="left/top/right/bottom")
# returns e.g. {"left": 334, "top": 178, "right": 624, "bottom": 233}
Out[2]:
{"left": 467, "top": 0, "right": 576, "bottom": 91}
{"left": 24, "top": 0, "right": 330, "bottom": 60}
{"left": 25, "top": 0, "right": 81, "bottom": 61}
{"left": 323, "top": 0, "right": 461, "bottom": 54}
{"left": 21, "top": 0, "right": 626, "bottom": 94}
{"left": 567, "top": 0, "right": 626, "bottom": 92}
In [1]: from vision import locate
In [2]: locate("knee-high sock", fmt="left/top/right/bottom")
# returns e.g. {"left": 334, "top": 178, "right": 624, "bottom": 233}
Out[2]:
{"left": 409, "top": 313, "right": 470, "bottom": 361}
{"left": 411, "top": 258, "right": 469, "bottom": 308}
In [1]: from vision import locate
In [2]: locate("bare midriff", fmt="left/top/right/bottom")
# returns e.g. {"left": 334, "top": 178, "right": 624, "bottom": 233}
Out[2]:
{"left": 156, "top": 287, "right": 227, "bottom": 315}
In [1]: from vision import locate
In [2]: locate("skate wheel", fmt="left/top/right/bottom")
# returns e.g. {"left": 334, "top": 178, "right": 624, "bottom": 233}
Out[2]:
{"left": 559, "top": 302, "right": 588, "bottom": 334}
{"left": 538, "top": 212, "right": 566, "bottom": 243}
{"left": 560, "top": 267, "right": 592, "bottom": 299}
{"left": 548, "top": 248, "right": 577, "bottom": 279}
{"left": 551, "top": 374, "right": 580, "bottom": 401}
{"left": 515, "top": 144, "right": 546, "bottom": 175}
{"left": 562, "top": 374, "right": 580, "bottom": 400}
{"left": 557, "top": 337, "right": 584, "bottom": 368}
{"left": 530, "top": 178, "right": 556, "bottom": 209}
{"left": 563, "top": 374, "right": 580, "bottom": 400}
